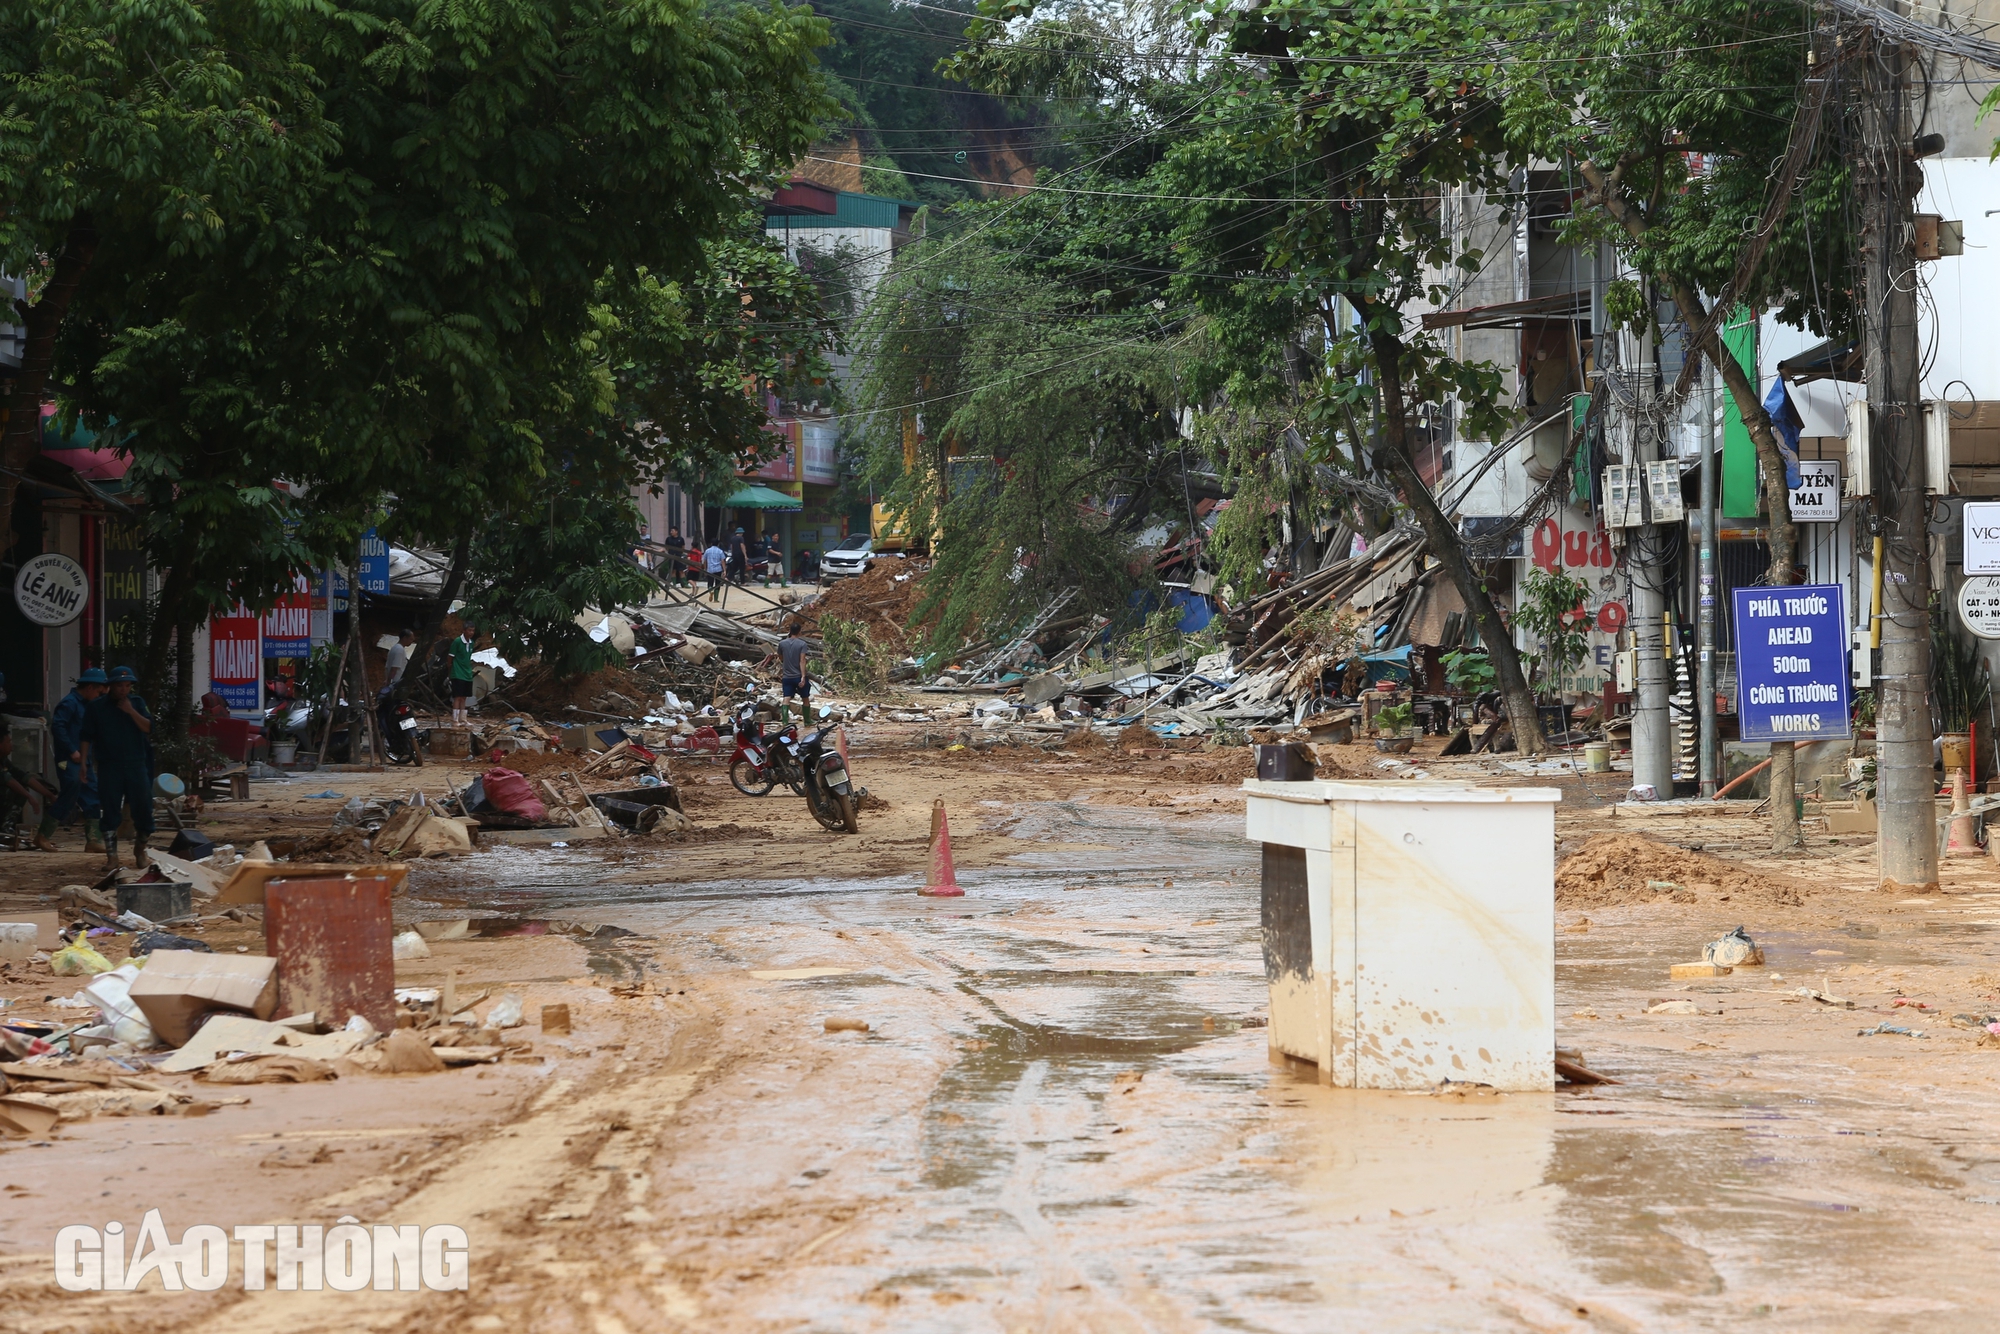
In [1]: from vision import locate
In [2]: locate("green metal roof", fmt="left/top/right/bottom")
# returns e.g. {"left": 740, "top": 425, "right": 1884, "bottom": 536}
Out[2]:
{"left": 765, "top": 190, "right": 920, "bottom": 231}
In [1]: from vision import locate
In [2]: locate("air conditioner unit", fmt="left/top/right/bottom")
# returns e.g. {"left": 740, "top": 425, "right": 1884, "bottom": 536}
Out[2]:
{"left": 1644, "top": 459, "right": 1685, "bottom": 522}
{"left": 1602, "top": 464, "right": 1646, "bottom": 528}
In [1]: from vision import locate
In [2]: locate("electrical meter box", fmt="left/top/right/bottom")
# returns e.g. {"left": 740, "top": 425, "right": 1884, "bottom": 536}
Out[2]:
{"left": 1644, "top": 459, "right": 1686, "bottom": 522}
{"left": 1602, "top": 464, "right": 1645, "bottom": 528}
{"left": 1246, "top": 780, "right": 1561, "bottom": 1091}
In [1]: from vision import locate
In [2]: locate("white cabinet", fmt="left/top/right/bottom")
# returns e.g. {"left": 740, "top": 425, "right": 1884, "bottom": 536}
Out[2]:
{"left": 1244, "top": 779, "right": 1561, "bottom": 1091}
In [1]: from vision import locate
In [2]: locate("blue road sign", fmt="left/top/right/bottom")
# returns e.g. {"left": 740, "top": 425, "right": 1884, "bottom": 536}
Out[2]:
{"left": 1732, "top": 583, "right": 1851, "bottom": 744}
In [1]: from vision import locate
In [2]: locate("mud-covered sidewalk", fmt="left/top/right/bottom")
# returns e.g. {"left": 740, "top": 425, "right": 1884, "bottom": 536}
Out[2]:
{"left": 4, "top": 731, "right": 2000, "bottom": 1332}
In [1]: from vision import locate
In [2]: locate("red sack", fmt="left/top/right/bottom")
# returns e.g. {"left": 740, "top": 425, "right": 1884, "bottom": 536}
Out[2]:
{"left": 479, "top": 767, "right": 547, "bottom": 822}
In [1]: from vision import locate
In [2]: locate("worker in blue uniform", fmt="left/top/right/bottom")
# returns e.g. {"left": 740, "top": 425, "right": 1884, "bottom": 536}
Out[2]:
{"left": 81, "top": 665, "right": 155, "bottom": 869}
{"left": 50, "top": 667, "right": 106, "bottom": 853}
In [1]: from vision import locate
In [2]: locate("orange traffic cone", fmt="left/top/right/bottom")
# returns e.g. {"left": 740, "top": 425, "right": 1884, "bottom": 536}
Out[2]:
{"left": 1947, "top": 768, "right": 1982, "bottom": 858}
{"left": 922, "top": 798, "right": 964, "bottom": 897}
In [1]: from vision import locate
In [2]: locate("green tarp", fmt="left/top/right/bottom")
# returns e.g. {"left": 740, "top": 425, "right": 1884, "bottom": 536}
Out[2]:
{"left": 722, "top": 484, "right": 803, "bottom": 511}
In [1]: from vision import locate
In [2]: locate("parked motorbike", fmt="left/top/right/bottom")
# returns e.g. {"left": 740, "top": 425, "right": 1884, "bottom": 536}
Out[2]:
{"left": 728, "top": 703, "right": 804, "bottom": 797}
{"left": 793, "top": 725, "right": 858, "bottom": 834}
{"left": 378, "top": 692, "right": 426, "bottom": 767}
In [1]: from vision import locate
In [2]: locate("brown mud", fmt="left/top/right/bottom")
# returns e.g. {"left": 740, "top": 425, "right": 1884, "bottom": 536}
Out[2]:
{"left": 3, "top": 728, "right": 1999, "bottom": 1329}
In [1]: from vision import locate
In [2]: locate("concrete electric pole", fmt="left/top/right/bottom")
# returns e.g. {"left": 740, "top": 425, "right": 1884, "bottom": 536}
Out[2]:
{"left": 1857, "top": 21, "right": 1937, "bottom": 893}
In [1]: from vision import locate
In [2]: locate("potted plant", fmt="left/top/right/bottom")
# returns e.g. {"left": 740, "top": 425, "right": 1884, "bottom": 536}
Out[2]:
{"left": 1375, "top": 702, "right": 1416, "bottom": 753}
{"left": 1932, "top": 614, "right": 1990, "bottom": 776}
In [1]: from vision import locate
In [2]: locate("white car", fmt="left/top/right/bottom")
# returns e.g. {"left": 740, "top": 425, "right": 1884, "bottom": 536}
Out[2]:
{"left": 819, "top": 535, "right": 877, "bottom": 581}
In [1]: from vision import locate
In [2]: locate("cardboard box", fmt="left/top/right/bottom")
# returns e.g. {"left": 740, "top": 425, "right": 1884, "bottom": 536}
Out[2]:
{"left": 128, "top": 952, "right": 279, "bottom": 1047}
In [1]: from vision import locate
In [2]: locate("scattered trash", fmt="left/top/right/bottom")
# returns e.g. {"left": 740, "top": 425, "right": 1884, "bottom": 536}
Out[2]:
{"left": 0, "top": 1098, "right": 60, "bottom": 1138}
{"left": 199, "top": 1054, "right": 337, "bottom": 1084}
{"left": 824, "top": 1016, "right": 870, "bottom": 1033}
{"left": 50, "top": 935, "right": 112, "bottom": 977}
{"left": 380, "top": 1028, "right": 446, "bottom": 1073}
{"left": 1647, "top": 999, "right": 1702, "bottom": 1015}
{"left": 1555, "top": 1048, "right": 1619, "bottom": 1085}
{"left": 131, "top": 931, "right": 212, "bottom": 955}
{"left": 391, "top": 930, "right": 432, "bottom": 960}
{"left": 1670, "top": 962, "right": 1731, "bottom": 979}
{"left": 1784, "top": 981, "right": 1857, "bottom": 1009}
{"left": 539, "top": 1003, "right": 571, "bottom": 1035}
{"left": 1704, "top": 926, "right": 1764, "bottom": 968}
{"left": 488, "top": 993, "right": 525, "bottom": 1028}
{"left": 1857, "top": 1023, "right": 1930, "bottom": 1038}
{"left": 128, "top": 953, "right": 279, "bottom": 1046}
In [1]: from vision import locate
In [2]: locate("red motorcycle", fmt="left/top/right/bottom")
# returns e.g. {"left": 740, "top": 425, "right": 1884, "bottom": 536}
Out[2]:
{"left": 729, "top": 703, "right": 805, "bottom": 796}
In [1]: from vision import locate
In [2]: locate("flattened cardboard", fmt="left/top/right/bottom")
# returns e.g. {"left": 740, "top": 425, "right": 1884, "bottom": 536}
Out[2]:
{"left": 128, "top": 952, "right": 279, "bottom": 1046}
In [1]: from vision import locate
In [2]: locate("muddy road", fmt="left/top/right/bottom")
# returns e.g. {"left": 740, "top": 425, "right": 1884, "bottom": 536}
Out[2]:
{"left": 5, "top": 734, "right": 2000, "bottom": 1331}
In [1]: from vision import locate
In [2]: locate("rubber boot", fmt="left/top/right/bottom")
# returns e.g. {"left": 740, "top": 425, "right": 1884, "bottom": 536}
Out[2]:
{"left": 83, "top": 817, "right": 105, "bottom": 854}
{"left": 102, "top": 834, "right": 120, "bottom": 870}
{"left": 132, "top": 835, "right": 151, "bottom": 870}
{"left": 32, "top": 817, "right": 57, "bottom": 853}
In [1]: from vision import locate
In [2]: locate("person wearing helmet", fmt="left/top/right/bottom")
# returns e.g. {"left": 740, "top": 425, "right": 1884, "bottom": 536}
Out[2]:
{"left": 50, "top": 668, "right": 107, "bottom": 853}
{"left": 80, "top": 665, "right": 155, "bottom": 869}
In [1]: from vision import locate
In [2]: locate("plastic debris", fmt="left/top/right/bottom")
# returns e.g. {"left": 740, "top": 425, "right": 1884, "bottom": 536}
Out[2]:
{"left": 391, "top": 929, "right": 432, "bottom": 960}
{"left": 487, "top": 992, "right": 524, "bottom": 1028}
{"left": 1704, "top": 926, "right": 1764, "bottom": 968}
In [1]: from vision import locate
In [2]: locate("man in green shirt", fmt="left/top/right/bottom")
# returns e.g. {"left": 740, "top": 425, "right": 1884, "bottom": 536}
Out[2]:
{"left": 80, "top": 665, "right": 155, "bottom": 869}
{"left": 449, "top": 624, "right": 478, "bottom": 726}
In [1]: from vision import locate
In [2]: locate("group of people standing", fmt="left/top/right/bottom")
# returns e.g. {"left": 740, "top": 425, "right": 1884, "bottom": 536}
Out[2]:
{"left": 657, "top": 526, "right": 802, "bottom": 602}
{"left": 3, "top": 664, "right": 159, "bottom": 867}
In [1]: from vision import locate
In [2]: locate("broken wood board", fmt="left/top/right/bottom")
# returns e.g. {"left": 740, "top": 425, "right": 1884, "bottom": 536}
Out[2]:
{"left": 214, "top": 861, "right": 410, "bottom": 907}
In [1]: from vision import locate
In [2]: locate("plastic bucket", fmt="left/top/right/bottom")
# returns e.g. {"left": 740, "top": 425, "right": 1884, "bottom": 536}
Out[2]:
{"left": 271, "top": 741, "right": 298, "bottom": 765}
{"left": 1583, "top": 742, "right": 1611, "bottom": 773}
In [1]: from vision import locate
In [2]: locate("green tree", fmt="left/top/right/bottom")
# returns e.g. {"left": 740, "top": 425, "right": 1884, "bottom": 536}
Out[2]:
{"left": 42, "top": 0, "right": 835, "bottom": 712}
{"left": 1167, "top": 0, "right": 1550, "bottom": 750}
{"left": 852, "top": 226, "right": 1193, "bottom": 656}
{"left": 0, "top": 0, "right": 340, "bottom": 550}
{"left": 1509, "top": 0, "right": 1852, "bottom": 842}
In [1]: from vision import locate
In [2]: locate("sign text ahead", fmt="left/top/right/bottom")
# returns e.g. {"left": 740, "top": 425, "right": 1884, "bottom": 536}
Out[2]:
{"left": 1733, "top": 584, "right": 1852, "bottom": 744}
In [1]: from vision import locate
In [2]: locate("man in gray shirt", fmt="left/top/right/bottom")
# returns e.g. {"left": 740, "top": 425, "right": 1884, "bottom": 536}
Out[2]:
{"left": 778, "top": 623, "right": 812, "bottom": 713}
{"left": 385, "top": 629, "right": 415, "bottom": 688}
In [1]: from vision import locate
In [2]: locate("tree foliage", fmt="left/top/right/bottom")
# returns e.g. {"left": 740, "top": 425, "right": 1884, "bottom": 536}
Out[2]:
{"left": 13, "top": 0, "right": 838, "bottom": 694}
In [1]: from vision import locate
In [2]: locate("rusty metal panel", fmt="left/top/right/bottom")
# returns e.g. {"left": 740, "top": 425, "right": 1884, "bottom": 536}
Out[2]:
{"left": 265, "top": 876, "right": 396, "bottom": 1032}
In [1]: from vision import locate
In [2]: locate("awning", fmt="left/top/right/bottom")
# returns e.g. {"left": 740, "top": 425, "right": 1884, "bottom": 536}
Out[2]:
{"left": 1421, "top": 291, "right": 1592, "bottom": 331}
{"left": 722, "top": 484, "right": 804, "bottom": 511}
{"left": 1777, "top": 339, "right": 1863, "bottom": 384}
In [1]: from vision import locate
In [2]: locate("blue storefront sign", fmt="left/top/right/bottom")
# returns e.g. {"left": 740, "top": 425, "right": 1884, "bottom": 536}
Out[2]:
{"left": 1732, "top": 583, "right": 1851, "bottom": 743}
{"left": 357, "top": 528, "right": 391, "bottom": 595}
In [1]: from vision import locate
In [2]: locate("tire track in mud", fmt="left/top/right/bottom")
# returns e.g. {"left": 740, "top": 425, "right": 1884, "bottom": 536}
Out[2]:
{"left": 168, "top": 996, "right": 719, "bottom": 1334}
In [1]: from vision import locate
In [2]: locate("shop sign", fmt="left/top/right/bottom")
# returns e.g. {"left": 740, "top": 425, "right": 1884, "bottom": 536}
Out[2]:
{"left": 802, "top": 422, "right": 840, "bottom": 486}
{"left": 261, "top": 576, "right": 312, "bottom": 657}
{"left": 1788, "top": 460, "right": 1840, "bottom": 522}
{"left": 1966, "top": 501, "right": 2000, "bottom": 575}
{"left": 1733, "top": 584, "right": 1851, "bottom": 743}
{"left": 209, "top": 605, "right": 261, "bottom": 710}
{"left": 1959, "top": 576, "right": 2000, "bottom": 641}
{"left": 12, "top": 552, "right": 89, "bottom": 627}
{"left": 356, "top": 528, "right": 390, "bottom": 595}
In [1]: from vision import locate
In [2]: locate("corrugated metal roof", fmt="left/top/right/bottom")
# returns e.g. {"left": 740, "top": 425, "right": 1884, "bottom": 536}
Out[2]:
{"left": 765, "top": 190, "right": 919, "bottom": 231}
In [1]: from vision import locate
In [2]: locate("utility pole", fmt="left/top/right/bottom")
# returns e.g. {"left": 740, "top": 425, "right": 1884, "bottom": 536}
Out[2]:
{"left": 1630, "top": 325, "right": 1675, "bottom": 797}
{"left": 1697, "top": 360, "right": 1719, "bottom": 797}
{"left": 1858, "top": 19, "right": 1937, "bottom": 892}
